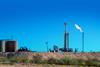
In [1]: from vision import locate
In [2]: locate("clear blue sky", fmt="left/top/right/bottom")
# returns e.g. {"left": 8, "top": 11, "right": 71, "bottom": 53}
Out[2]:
{"left": 0, "top": 0, "right": 100, "bottom": 52}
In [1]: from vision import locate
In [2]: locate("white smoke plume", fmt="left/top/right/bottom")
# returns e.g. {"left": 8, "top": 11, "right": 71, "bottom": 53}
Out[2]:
{"left": 75, "top": 24, "right": 83, "bottom": 32}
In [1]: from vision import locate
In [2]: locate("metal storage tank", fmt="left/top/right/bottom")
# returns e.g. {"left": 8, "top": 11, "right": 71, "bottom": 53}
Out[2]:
{"left": 0, "top": 40, "right": 18, "bottom": 52}
{"left": 5, "top": 41, "right": 17, "bottom": 52}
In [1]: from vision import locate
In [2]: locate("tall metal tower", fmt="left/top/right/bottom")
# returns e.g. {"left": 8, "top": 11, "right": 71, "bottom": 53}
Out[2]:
{"left": 64, "top": 23, "right": 69, "bottom": 51}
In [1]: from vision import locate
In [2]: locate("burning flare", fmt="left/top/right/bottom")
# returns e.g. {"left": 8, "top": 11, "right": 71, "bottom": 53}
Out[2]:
{"left": 75, "top": 24, "right": 83, "bottom": 32}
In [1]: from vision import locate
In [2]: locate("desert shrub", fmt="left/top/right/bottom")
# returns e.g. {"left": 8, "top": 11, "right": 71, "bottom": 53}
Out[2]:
{"left": 7, "top": 53, "right": 15, "bottom": 58}
{"left": 32, "top": 54, "right": 43, "bottom": 63}
{"left": 15, "top": 57, "right": 29, "bottom": 63}
{"left": 70, "top": 59, "right": 79, "bottom": 65}
{"left": 0, "top": 57, "right": 13, "bottom": 64}
{"left": 58, "top": 57, "right": 71, "bottom": 65}
{"left": 84, "top": 59, "right": 100, "bottom": 66}
{"left": 47, "top": 57, "right": 59, "bottom": 64}
{"left": 8, "top": 55, "right": 29, "bottom": 63}
{"left": 56, "top": 57, "right": 79, "bottom": 65}
{"left": 8, "top": 57, "right": 17, "bottom": 63}
{"left": 77, "top": 59, "right": 85, "bottom": 65}
{"left": 0, "top": 57, "right": 7, "bottom": 63}
{"left": 47, "top": 56, "right": 79, "bottom": 65}
{"left": 21, "top": 58, "right": 29, "bottom": 63}
{"left": 85, "top": 60, "right": 95, "bottom": 66}
{"left": 83, "top": 57, "right": 100, "bottom": 66}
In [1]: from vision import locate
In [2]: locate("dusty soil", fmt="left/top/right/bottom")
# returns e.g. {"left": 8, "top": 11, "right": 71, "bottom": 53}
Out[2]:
{"left": 0, "top": 64, "right": 76, "bottom": 67}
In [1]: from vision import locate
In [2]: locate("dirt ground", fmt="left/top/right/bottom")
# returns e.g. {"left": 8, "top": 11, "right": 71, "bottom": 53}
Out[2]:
{"left": 0, "top": 64, "right": 96, "bottom": 67}
{"left": 0, "top": 64, "right": 79, "bottom": 67}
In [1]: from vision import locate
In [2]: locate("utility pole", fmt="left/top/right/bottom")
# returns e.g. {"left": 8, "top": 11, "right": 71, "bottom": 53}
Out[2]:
{"left": 45, "top": 42, "right": 48, "bottom": 52}
{"left": 82, "top": 32, "right": 84, "bottom": 52}
{"left": 74, "top": 24, "right": 84, "bottom": 52}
